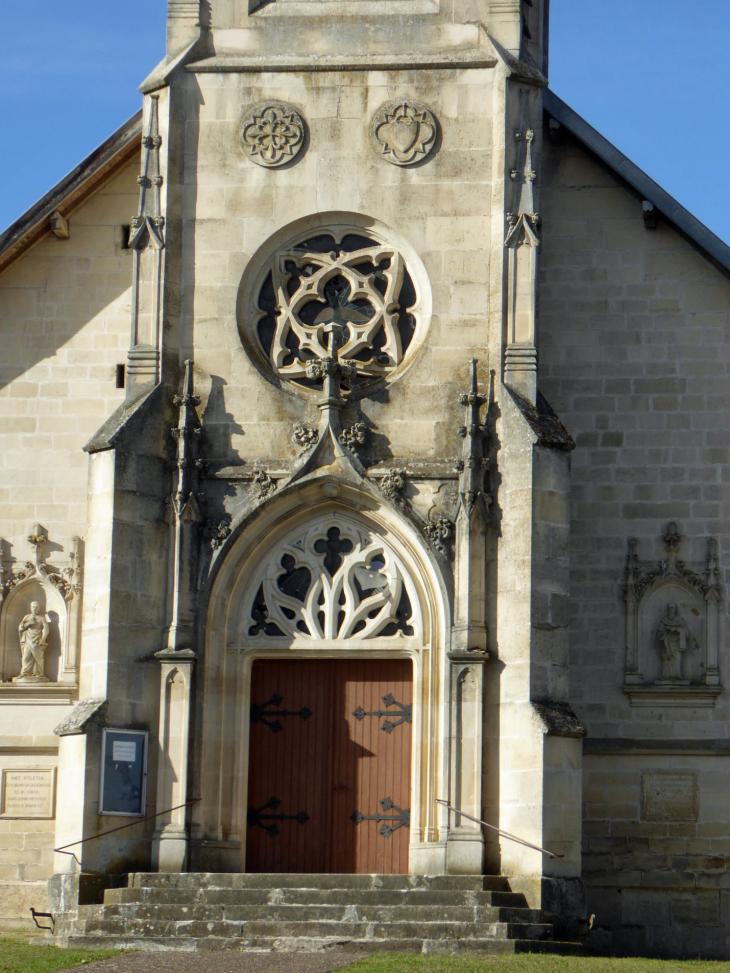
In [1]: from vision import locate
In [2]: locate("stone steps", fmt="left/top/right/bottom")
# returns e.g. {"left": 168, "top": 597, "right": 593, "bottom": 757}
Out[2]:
{"left": 125, "top": 873, "right": 513, "bottom": 892}
{"left": 101, "top": 887, "right": 530, "bottom": 909}
{"left": 60, "top": 934, "right": 583, "bottom": 956}
{"left": 54, "top": 873, "right": 583, "bottom": 956}
{"left": 69, "top": 917, "right": 554, "bottom": 941}
{"left": 78, "top": 902, "right": 543, "bottom": 924}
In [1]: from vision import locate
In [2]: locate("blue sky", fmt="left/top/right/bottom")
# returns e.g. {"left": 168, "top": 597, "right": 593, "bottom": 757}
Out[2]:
{"left": 0, "top": 1, "right": 727, "bottom": 244}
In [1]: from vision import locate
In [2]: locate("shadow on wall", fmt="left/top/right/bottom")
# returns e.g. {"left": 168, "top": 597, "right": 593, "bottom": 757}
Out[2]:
{"left": 200, "top": 375, "right": 245, "bottom": 464}
{"left": 0, "top": 166, "right": 139, "bottom": 394}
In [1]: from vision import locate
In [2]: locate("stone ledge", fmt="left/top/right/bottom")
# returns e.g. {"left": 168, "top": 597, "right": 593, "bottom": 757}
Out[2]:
{"left": 0, "top": 684, "right": 77, "bottom": 704}
{"left": 254, "top": 0, "right": 439, "bottom": 16}
{"left": 585, "top": 738, "right": 730, "bottom": 755}
{"left": 623, "top": 684, "right": 722, "bottom": 708}
{"left": 188, "top": 51, "right": 498, "bottom": 73}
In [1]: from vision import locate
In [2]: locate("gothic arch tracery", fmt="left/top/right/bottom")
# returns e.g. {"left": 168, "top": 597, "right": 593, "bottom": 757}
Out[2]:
{"left": 241, "top": 514, "right": 422, "bottom": 643}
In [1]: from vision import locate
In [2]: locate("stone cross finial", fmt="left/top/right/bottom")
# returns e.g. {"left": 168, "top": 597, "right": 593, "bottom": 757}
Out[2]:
{"left": 457, "top": 360, "right": 490, "bottom": 519}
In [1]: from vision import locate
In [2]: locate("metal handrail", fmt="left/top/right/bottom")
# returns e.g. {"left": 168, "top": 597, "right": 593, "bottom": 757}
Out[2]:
{"left": 436, "top": 798, "right": 564, "bottom": 859}
{"left": 54, "top": 797, "right": 202, "bottom": 869}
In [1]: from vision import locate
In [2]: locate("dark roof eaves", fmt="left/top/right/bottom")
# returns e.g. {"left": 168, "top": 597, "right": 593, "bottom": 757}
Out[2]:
{"left": 544, "top": 89, "right": 730, "bottom": 274}
{"left": 0, "top": 109, "right": 143, "bottom": 259}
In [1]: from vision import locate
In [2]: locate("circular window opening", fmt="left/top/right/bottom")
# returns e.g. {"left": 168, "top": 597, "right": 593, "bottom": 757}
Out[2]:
{"left": 243, "top": 225, "right": 427, "bottom": 397}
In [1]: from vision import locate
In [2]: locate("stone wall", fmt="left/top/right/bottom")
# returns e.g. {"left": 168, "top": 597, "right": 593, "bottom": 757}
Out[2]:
{"left": 0, "top": 162, "right": 138, "bottom": 562}
{"left": 179, "top": 68, "right": 494, "bottom": 468}
{"left": 540, "top": 120, "right": 730, "bottom": 956}
{"left": 582, "top": 751, "right": 730, "bottom": 958}
{"left": 0, "top": 754, "right": 57, "bottom": 925}
{"left": 0, "top": 159, "right": 140, "bottom": 919}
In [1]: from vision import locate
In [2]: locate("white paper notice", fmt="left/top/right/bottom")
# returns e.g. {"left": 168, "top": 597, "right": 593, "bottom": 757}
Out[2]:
{"left": 112, "top": 740, "right": 137, "bottom": 762}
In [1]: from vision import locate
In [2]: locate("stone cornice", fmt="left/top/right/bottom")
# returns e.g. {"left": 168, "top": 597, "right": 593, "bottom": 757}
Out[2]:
{"left": 188, "top": 51, "right": 497, "bottom": 74}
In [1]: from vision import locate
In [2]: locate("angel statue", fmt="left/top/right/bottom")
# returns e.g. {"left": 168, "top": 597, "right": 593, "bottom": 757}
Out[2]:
{"left": 14, "top": 601, "right": 50, "bottom": 682}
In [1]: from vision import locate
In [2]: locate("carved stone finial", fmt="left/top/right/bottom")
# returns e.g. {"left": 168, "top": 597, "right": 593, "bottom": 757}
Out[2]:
{"left": 170, "top": 360, "right": 202, "bottom": 522}
{"left": 504, "top": 118, "right": 540, "bottom": 248}
{"left": 130, "top": 95, "right": 165, "bottom": 252}
{"left": 457, "top": 359, "right": 490, "bottom": 519}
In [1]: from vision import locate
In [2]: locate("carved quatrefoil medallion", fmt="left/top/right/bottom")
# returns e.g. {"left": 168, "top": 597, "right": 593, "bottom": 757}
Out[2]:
{"left": 241, "top": 102, "right": 306, "bottom": 168}
{"left": 371, "top": 100, "right": 438, "bottom": 167}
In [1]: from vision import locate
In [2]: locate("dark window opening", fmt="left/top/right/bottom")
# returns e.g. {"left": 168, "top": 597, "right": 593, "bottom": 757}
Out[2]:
{"left": 116, "top": 364, "right": 126, "bottom": 389}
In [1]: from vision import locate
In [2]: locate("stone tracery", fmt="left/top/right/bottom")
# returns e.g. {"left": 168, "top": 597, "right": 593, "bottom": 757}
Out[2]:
{"left": 254, "top": 232, "right": 418, "bottom": 393}
{"left": 245, "top": 519, "right": 420, "bottom": 641}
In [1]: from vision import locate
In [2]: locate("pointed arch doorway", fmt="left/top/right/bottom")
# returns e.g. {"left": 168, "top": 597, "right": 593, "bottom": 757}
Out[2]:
{"left": 199, "top": 501, "right": 449, "bottom": 877}
{"left": 247, "top": 657, "right": 412, "bottom": 874}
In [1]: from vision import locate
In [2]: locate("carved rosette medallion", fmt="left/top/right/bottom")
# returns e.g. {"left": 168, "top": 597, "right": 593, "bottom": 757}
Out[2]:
{"left": 371, "top": 101, "right": 438, "bottom": 167}
{"left": 241, "top": 102, "right": 306, "bottom": 168}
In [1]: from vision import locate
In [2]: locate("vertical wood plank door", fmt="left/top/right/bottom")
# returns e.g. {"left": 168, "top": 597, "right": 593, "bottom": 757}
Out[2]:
{"left": 247, "top": 659, "right": 412, "bottom": 874}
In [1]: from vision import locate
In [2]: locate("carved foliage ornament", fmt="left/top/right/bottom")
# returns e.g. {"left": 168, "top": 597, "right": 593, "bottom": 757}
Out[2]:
{"left": 255, "top": 232, "right": 418, "bottom": 393}
{"left": 241, "top": 102, "right": 306, "bottom": 169}
{"left": 246, "top": 519, "right": 421, "bottom": 641}
{"left": 372, "top": 101, "right": 438, "bottom": 167}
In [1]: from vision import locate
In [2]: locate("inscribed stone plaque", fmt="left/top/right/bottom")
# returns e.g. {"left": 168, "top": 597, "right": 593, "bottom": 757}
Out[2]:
{"left": 642, "top": 771, "right": 698, "bottom": 822}
{"left": 1, "top": 768, "right": 55, "bottom": 818}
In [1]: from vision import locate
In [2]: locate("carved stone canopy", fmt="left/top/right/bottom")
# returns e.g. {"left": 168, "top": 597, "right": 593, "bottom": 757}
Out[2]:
{"left": 0, "top": 528, "right": 82, "bottom": 689}
{"left": 623, "top": 524, "right": 721, "bottom": 708}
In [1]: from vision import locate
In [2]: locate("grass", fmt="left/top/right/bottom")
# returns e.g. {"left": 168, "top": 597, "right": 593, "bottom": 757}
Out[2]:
{"left": 346, "top": 956, "right": 730, "bottom": 973}
{"left": 0, "top": 935, "right": 124, "bottom": 973}
{"left": 3, "top": 940, "right": 730, "bottom": 973}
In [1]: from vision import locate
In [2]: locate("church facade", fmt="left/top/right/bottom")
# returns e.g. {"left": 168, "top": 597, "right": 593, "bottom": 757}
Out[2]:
{"left": 1, "top": 0, "right": 729, "bottom": 958}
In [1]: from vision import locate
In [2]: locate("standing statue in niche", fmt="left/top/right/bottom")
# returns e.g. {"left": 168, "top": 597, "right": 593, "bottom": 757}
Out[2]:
{"left": 656, "top": 602, "right": 697, "bottom": 682}
{"left": 14, "top": 601, "right": 50, "bottom": 682}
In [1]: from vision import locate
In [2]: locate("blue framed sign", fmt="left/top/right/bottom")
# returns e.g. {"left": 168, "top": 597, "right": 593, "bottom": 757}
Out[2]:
{"left": 100, "top": 728, "right": 148, "bottom": 816}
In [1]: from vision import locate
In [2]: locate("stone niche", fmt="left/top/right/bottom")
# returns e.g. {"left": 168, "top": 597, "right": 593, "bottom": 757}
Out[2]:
{"left": 623, "top": 523, "right": 721, "bottom": 707}
{"left": 0, "top": 526, "right": 82, "bottom": 692}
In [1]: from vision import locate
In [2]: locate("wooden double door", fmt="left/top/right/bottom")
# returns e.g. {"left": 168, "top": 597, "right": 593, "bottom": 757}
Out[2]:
{"left": 246, "top": 659, "right": 412, "bottom": 874}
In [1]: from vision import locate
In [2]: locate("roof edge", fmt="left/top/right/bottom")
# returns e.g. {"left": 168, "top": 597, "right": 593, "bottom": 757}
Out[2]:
{"left": 544, "top": 89, "right": 730, "bottom": 274}
{"left": 0, "top": 109, "right": 143, "bottom": 276}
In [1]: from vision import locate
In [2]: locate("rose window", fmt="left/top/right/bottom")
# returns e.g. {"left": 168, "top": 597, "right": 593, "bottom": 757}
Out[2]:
{"left": 244, "top": 519, "right": 421, "bottom": 641}
{"left": 254, "top": 232, "right": 419, "bottom": 393}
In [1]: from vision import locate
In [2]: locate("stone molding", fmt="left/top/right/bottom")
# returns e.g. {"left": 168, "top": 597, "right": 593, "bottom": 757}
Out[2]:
{"left": 188, "top": 51, "right": 498, "bottom": 73}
